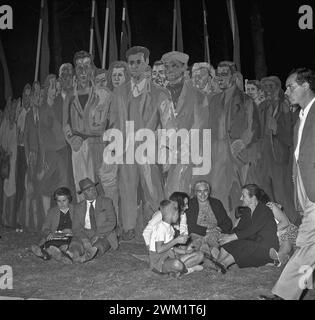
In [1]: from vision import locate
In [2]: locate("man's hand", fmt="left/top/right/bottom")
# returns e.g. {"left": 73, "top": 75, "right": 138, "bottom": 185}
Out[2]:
{"left": 64, "top": 124, "right": 72, "bottom": 138}
{"left": 231, "top": 139, "right": 245, "bottom": 158}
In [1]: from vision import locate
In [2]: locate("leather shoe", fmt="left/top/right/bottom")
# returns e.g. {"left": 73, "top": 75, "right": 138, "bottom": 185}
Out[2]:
{"left": 259, "top": 294, "right": 284, "bottom": 300}
{"left": 121, "top": 229, "right": 136, "bottom": 241}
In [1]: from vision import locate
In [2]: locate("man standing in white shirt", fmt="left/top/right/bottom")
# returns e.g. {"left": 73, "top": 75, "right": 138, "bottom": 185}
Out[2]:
{"left": 260, "top": 68, "right": 315, "bottom": 300}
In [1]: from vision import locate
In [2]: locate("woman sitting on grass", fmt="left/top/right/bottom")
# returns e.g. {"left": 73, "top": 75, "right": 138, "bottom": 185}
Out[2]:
{"left": 30, "top": 187, "right": 74, "bottom": 264}
{"left": 209, "top": 184, "right": 279, "bottom": 272}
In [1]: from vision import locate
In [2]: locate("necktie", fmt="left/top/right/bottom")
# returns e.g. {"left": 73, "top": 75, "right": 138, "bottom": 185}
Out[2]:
{"left": 89, "top": 201, "right": 97, "bottom": 231}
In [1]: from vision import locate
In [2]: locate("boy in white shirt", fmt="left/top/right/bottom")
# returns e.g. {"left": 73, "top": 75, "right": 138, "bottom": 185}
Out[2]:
{"left": 149, "top": 199, "right": 204, "bottom": 276}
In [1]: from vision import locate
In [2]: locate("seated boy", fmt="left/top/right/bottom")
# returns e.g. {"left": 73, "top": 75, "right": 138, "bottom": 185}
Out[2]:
{"left": 148, "top": 199, "right": 204, "bottom": 276}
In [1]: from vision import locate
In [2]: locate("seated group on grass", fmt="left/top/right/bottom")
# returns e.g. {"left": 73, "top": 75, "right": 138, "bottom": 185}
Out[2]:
{"left": 31, "top": 177, "right": 298, "bottom": 275}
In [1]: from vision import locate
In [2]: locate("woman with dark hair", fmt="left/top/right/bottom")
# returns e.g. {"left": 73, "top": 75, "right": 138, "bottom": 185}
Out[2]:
{"left": 30, "top": 187, "right": 74, "bottom": 264}
{"left": 211, "top": 184, "right": 279, "bottom": 271}
{"left": 186, "top": 180, "right": 232, "bottom": 256}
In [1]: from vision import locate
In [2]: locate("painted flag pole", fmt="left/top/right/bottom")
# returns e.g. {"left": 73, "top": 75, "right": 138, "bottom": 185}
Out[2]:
{"left": 89, "top": 0, "right": 96, "bottom": 55}
{"left": 172, "top": 0, "right": 176, "bottom": 51}
{"left": 120, "top": 0, "right": 131, "bottom": 60}
{"left": 94, "top": 2, "right": 103, "bottom": 64}
{"left": 0, "top": 35, "right": 13, "bottom": 99}
{"left": 102, "top": 1, "right": 109, "bottom": 68}
{"left": 227, "top": 0, "right": 241, "bottom": 72}
{"left": 120, "top": 5, "right": 126, "bottom": 45}
{"left": 175, "top": 0, "right": 183, "bottom": 52}
{"left": 34, "top": 0, "right": 44, "bottom": 82}
{"left": 202, "top": 0, "right": 211, "bottom": 64}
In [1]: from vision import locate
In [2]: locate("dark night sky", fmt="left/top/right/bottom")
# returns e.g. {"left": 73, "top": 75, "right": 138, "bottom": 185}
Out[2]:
{"left": 1, "top": 0, "right": 315, "bottom": 107}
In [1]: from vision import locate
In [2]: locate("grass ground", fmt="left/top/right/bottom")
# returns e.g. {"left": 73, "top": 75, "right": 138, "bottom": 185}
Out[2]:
{"left": 0, "top": 228, "right": 313, "bottom": 300}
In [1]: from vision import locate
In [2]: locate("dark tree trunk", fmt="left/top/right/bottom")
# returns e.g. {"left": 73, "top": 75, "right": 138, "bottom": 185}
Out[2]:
{"left": 51, "top": 0, "right": 62, "bottom": 73}
{"left": 250, "top": 0, "right": 267, "bottom": 80}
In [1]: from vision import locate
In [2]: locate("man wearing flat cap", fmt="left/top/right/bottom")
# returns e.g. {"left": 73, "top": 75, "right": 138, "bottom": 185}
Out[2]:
{"left": 108, "top": 46, "right": 166, "bottom": 241}
{"left": 68, "top": 178, "right": 118, "bottom": 262}
{"left": 258, "top": 76, "right": 298, "bottom": 223}
{"left": 159, "top": 51, "right": 209, "bottom": 197}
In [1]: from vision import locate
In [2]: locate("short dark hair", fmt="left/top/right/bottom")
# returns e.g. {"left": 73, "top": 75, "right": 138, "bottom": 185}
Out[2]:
{"left": 53, "top": 187, "right": 72, "bottom": 203}
{"left": 159, "top": 199, "right": 172, "bottom": 211}
{"left": 288, "top": 67, "right": 315, "bottom": 93}
{"left": 126, "top": 46, "right": 150, "bottom": 61}
{"left": 169, "top": 192, "right": 189, "bottom": 213}
{"left": 242, "top": 184, "right": 270, "bottom": 203}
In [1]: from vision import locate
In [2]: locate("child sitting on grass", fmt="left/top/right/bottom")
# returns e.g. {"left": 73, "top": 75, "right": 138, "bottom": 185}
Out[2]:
{"left": 148, "top": 199, "right": 204, "bottom": 277}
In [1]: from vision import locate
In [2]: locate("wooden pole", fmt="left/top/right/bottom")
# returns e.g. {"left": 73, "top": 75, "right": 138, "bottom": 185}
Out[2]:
{"left": 34, "top": 0, "right": 44, "bottom": 82}
{"left": 89, "top": 0, "right": 96, "bottom": 55}
{"left": 102, "top": 1, "right": 109, "bottom": 69}
{"left": 172, "top": 0, "right": 176, "bottom": 51}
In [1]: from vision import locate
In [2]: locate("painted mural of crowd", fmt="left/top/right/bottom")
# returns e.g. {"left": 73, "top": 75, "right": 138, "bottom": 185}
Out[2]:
{"left": 0, "top": 46, "right": 306, "bottom": 288}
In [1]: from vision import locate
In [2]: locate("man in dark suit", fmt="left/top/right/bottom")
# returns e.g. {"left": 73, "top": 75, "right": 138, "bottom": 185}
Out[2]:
{"left": 69, "top": 178, "right": 118, "bottom": 263}
{"left": 260, "top": 68, "right": 315, "bottom": 300}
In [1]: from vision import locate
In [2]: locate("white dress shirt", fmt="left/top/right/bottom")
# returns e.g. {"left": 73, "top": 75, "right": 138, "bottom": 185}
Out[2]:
{"left": 85, "top": 199, "right": 96, "bottom": 229}
{"left": 295, "top": 97, "right": 315, "bottom": 160}
{"left": 131, "top": 78, "right": 147, "bottom": 97}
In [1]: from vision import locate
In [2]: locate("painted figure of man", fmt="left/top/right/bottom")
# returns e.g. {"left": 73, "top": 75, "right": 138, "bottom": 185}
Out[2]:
{"left": 208, "top": 61, "right": 260, "bottom": 221}
{"left": 191, "top": 62, "right": 219, "bottom": 95}
{"left": 160, "top": 51, "right": 209, "bottom": 197}
{"left": 258, "top": 76, "right": 298, "bottom": 223}
{"left": 152, "top": 60, "right": 168, "bottom": 88}
{"left": 64, "top": 51, "right": 107, "bottom": 202}
{"left": 108, "top": 46, "right": 166, "bottom": 241}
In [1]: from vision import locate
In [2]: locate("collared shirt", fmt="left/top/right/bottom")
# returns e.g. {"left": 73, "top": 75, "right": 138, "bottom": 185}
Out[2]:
{"left": 85, "top": 199, "right": 96, "bottom": 229}
{"left": 149, "top": 220, "right": 175, "bottom": 252}
{"left": 295, "top": 97, "right": 315, "bottom": 160}
{"left": 57, "top": 209, "right": 72, "bottom": 231}
{"left": 131, "top": 78, "right": 147, "bottom": 97}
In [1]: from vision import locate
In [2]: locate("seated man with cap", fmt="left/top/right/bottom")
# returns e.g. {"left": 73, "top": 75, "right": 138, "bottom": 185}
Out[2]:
{"left": 68, "top": 178, "right": 118, "bottom": 263}
{"left": 159, "top": 51, "right": 209, "bottom": 197}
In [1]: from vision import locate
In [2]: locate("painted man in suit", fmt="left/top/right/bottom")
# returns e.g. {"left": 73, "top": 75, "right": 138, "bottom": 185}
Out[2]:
{"left": 69, "top": 178, "right": 118, "bottom": 263}
{"left": 260, "top": 68, "right": 315, "bottom": 300}
{"left": 108, "top": 46, "right": 166, "bottom": 241}
{"left": 208, "top": 61, "right": 260, "bottom": 223}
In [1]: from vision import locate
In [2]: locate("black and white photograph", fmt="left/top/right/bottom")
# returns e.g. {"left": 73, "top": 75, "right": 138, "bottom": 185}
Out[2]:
{"left": 0, "top": 0, "right": 314, "bottom": 304}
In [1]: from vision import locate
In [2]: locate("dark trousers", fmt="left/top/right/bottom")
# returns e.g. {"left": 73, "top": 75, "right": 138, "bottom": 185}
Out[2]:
{"left": 69, "top": 237, "right": 111, "bottom": 256}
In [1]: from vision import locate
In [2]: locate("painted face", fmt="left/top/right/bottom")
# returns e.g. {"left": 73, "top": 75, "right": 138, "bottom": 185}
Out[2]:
{"left": 165, "top": 60, "right": 185, "bottom": 83}
{"left": 183, "top": 197, "right": 189, "bottom": 212}
{"left": 23, "top": 87, "right": 31, "bottom": 109}
{"left": 285, "top": 74, "right": 305, "bottom": 106}
{"left": 75, "top": 57, "right": 93, "bottom": 88}
{"left": 95, "top": 72, "right": 107, "bottom": 90}
{"left": 152, "top": 64, "right": 166, "bottom": 87}
{"left": 56, "top": 195, "right": 70, "bottom": 211}
{"left": 246, "top": 83, "right": 259, "bottom": 100}
{"left": 262, "top": 80, "right": 278, "bottom": 100}
{"left": 195, "top": 182, "right": 210, "bottom": 203}
{"left": 128, "top": 53, "right": 148, "bottom": 79}
{"left": 83, "top": 186, "right": 97, "bottom": 201}
{"left": 111, "top": 67, "right": 126, "bottom": 88}
{"left": 32, "top": 83, "right": 41, "bottom": 106}
{"left": 192, "top": 68, "right": 210, "bottom": 90}
{"left": 47, "top": 78, "right": 57, "bottom": 103}
{"left": 240, "top": 188, "right": 253, "bottom": 207}
{"left": 217, "top": 66, "right": 233, "bottom": 90}
{"left": 60, "top": 65, "right": 74, "bottom": 91}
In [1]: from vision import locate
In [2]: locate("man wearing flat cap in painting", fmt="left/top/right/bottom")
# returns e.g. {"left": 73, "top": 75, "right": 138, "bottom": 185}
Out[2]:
{"left": 159, "top": 51, "right": 209, "bottom": 197}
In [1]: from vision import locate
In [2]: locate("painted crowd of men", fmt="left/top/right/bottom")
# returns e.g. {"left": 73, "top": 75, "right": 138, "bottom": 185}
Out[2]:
{"left": 0, "top": 45, "right": 300, "bottom": 242}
